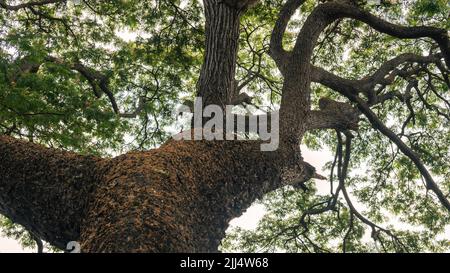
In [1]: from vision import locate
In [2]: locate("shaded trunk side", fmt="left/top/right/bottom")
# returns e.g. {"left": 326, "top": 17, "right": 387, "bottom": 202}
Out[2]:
{"left": 0, "top": 135, "right": 105, "bottom": 249}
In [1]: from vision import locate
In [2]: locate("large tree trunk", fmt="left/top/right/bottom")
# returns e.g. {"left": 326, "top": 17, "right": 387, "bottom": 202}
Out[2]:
{"left": 78, "top": 1, "right": 275, "bottom": 252}
{"left": 80, "top": 139, "right": 283, "bottom": 252}
{"left": 0, "top": 0, "right": 331, "bottom": 253}
{"left": 0, "top": 135, "right": 294, "bottom": 252}
{"left": 0, "top": 0, "right": 367, "bottom": 252}
{"left": 0, "top": 1, "right": 291, "bottom": 252}
{"left": 197, "top": 0, "right": 242, "bottom": 107}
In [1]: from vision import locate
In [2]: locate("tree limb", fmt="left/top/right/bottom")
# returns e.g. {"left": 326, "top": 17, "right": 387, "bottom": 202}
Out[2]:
{"left": 310, "top": 2, "right": 450, "bottom": 67}
{"left": 353, "top": 95, "right": 450, "bottom": 212}
{"left": 308, "top": 98, "right": 360, "bottom": 131}
{"left": 337, "top": 131, "right": 408, "bottom": 252}
{"left": 0, "top": 135, "right": 105, "bottom": 249}
{"left": 269, "top": 0, "right": 306, "bottom": 70}
{"left": 310, "top": 53, "right": 442, "bottom": 103}
{"left": 0, "top": 0, "right": 66, "bottom": 11}
{"left": 13, "top": 56, "right": 150, "bottom": 118}
{"left": 311, "top": 58, "right": 450, "bottom": 211}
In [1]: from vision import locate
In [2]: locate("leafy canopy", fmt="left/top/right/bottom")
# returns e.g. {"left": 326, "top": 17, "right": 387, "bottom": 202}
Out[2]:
{"left": 0, "top": 0, "right": 449, "bottom": 252}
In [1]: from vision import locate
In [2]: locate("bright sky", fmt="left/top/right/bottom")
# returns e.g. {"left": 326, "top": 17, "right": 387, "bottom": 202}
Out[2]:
{"left": 0, "top": 237, "right": 31, "bottom": 253}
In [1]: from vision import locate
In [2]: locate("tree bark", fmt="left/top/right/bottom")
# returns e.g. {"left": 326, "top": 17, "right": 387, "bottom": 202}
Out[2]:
{"left": 2, "top": 0, "right": 446, "bottom": 253}
{"left": 0, "top": 0, "right": 316, "bottom": 253}
{"left": 0, "top": 1, "right": 354, "bottom": 252}
{"left": 80, "top": 139, "right": 285, "bottom": 252}
{"left": 197, "top": 0, "right": 242, "bottom": 108}
{"left": 0, "top": 135, "right": 104, "bottom": 250}
{"left": 0, "top": 135, "right": 304, "bottom": 252}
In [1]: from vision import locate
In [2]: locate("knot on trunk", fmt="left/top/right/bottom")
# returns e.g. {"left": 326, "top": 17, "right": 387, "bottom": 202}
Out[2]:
{"left": 279, "top": 158, "right": 326, "bottom": 191}
{"left": 318, "top": 97, "right": 360, "bottom": 131}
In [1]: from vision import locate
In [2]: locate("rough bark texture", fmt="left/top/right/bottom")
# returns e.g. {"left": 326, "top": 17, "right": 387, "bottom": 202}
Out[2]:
{"left": 81, "top": 138, "right": 283, "bottom": 252}
{"left": 0, "top": 134, "right": 311, "bottom": 252}
{"left": 0, "top": 135, "right": 284, "bottom": 252}
{"left": 197, "top": 0, "right": 242, "bottom": 107}
{"left": 0, "top": 135, "right": 104, "bottom": 249}
{"left": 0, "top": 0, "right": 448, "bottom": 253}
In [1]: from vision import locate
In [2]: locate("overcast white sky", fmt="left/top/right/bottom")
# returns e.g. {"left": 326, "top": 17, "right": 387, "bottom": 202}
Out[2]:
{"left": 0, "top": 237, "right": 30, "bottom": 253}
{"left": 1, "top": 1, "right": 448, "bottom": 252}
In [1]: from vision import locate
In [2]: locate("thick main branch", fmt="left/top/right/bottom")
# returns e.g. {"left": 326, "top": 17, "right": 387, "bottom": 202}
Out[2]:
{"left": 0, "top": 135, "right": 105, "bottom": 249}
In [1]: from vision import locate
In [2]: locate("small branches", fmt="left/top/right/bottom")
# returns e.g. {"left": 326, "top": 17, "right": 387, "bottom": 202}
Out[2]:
{"left": 0, "top": 0, "right": 66, "bottom": 11}
{"left": 309, "top": 53, "right": 450, "bottom": 213}
{"left": 313, "top": 1, "right": 450, "bottom": 68}
{"left": 342, "top": 211, "right": 354, "bottom": 253}
{"left": 350, "top": 94, "right": 450, "bottom": 212}
{"left": 311, "top": 53, "right": 443, "bottom": 103}
{"left": 336, "top": 131, "right": 408, "bottom": 252}
{"left": 14, "top": 56, "right": 149, "bottom": 118}
{"left": 270, "top": 130, "right": 410, "bottom": 252}
{"left": 43, "top": 56, "right": 121, "bottom": 115}
{"left": 415, "top": 73, "right": 450, "bottom": 122}
{"left": 1, "top": 0, "right": 78, "bottom": 43}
